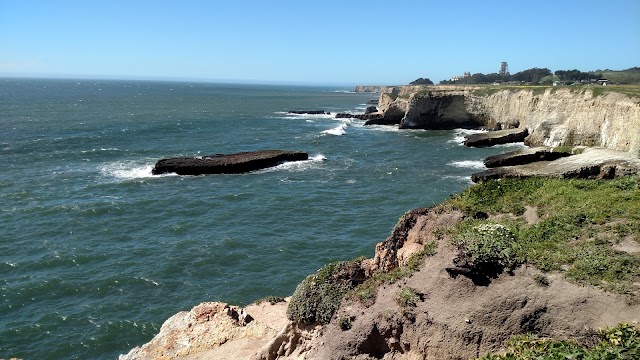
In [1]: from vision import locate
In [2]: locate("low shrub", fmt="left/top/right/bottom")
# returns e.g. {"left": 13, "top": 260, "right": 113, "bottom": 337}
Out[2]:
{"left": 395, "top": 287, "right": 420, "bottom": 308}
{"left": 453, "top": 223, "right": 518, "bottom": 271}
{"left": 287, "top": 259, "right": 365, "bottom": 325}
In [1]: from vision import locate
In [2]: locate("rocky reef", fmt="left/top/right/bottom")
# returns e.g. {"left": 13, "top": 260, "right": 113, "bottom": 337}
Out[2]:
{"left": 151, "top": 150, "right": 309, "bottom": 176}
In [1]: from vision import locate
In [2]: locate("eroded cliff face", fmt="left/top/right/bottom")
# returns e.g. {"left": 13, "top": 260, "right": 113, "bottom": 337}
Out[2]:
{"left": 379, "top": 86, "right": 640, "bottom": 156}
{"left": 471, "top": 89, "right": 640, "bottom": 156}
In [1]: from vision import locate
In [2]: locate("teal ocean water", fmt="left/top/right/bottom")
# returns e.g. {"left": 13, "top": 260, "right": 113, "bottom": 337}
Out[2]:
{"left": 0, "top": 79, "right": 522, "bottom": 359}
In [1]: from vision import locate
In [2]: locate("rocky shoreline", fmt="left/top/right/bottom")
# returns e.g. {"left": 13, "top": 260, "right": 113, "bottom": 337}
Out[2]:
{"left": 121, "top": 86, "right": 640, "bottom": 359}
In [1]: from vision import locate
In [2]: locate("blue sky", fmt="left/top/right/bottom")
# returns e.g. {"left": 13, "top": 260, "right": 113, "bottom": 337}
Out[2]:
{"left": 1, "top": 0, "right": 638, "bottom": 85}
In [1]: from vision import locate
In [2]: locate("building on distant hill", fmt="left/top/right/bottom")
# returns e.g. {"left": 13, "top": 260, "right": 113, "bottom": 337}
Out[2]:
{"left": 450, "top": 72, "right": 471, "bottom": 82}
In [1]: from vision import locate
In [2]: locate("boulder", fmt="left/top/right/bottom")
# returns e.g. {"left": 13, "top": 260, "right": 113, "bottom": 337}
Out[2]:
{"left": 364, "top": 106, "right": 378, "bottom": 114}
{"left": 152, "top": 150, "right": 309, "bottom": 176}
{"left": 364, "top": 116, "right": 401, "bottom": 126}
{"left": 464, "top": 128, "right": 528, "bottom": 147}
{"left": 483, "top": 147, "right": 572, "bottom": 168}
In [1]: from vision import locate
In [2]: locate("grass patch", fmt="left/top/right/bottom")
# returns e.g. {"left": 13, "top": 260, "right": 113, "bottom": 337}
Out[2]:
{"left": 395, "top": 287, "right": 420, "bottom": 308}
{"left": 477, "top": 323, "right": 640, "bottom": 359}
{"left": 533, "top": 274, "right": 550, "bottom": 286}
{"left": 551, "top": 145, "right": 573, "bottom": 154}
{"left": 445, "top": 177, "right": 640, "bottom": 297}
{"left": 350, "top": 242, "right": 438, "bottom": 306}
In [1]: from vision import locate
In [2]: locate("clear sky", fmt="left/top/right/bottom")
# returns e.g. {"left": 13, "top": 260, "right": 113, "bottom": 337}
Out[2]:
{"left": 1, "top": 0, "right": 639, "bottom": 85}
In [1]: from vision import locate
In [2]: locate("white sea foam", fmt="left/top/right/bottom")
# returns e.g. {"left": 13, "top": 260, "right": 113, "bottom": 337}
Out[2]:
{"left": 495, "top": 141, "right": 527, "bottom": 148}
{"left": 262, "top": 154, "right": 327, "bottom": 173}
{"left": 449, "top": 128, "right": 487, "bottom": 145}
{"left": 273, "top": 111, "right": 335, "bottom": 120}
{"left": 81, "top": 147, "right": 121, "bottom": 154}
{"left": 135, "top": 276, "right": 160, "bottom": 286}
{"left": 366, "top": 125, "right": 401, "bottom": 132}
{"left": 448, "top": 160, "right": 487, "bottom": 170}
{"left": 444, "top": 175, "right": 474, "bottom": 184}
{"left": 322, "top": 124, "right": 347, "bottom": 136}
{"left": 100, "top": 161, "right": 173, "bottom": 181}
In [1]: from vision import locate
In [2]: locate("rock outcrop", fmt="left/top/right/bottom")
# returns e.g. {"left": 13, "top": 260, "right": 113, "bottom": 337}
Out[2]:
{"left": 401, "top": 91, "right": 484, "bottom": 130}
{"left": 119, "top": 301, "right": 290, "bottom": 360}
{"left": 472, "top": 147, "right": 640, "bottom": 182}
{"left": 151, "top": 150, "right": 309, "bottom": 176}
{"left": 364, "top": 106, "right": 378, "bottom": 114}
{"left": 463, "top": 128, "right": 529, "bottom": 147}
{"left": 483, "top": 147, "right": 574, "bottom": 168}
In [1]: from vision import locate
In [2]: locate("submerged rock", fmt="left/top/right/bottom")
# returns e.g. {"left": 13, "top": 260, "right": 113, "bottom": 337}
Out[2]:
{"left": 152, "top": 150, "right": 309, "bottom": 175}
{"left": 464, "top": 128, "right": 528, "bottom": 147}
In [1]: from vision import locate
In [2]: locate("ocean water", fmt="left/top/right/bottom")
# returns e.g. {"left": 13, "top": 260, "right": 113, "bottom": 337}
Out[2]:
{"left": 0, "top": 79, "right": 523, "bottom": 359}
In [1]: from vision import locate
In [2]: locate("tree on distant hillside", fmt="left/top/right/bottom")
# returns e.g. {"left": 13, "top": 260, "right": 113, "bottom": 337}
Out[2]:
{"left": 510, "top": 68, "right": 552, "bottom": 83}
{"left": 554, "top": 69, "right": 601, "bottom": 82}
{"left": 410, "top": 77, "right": 434, "bottom": 85}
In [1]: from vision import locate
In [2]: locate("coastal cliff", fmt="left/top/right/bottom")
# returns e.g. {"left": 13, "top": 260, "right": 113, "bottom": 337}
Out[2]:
{"left": 379, "top": 85, "right": 640, "bottom": 156}
{"left": 121, "top": 176, "right": 640, "bottom": 359}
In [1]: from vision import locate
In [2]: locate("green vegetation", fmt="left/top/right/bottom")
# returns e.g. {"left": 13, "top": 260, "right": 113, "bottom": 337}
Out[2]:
{"left": 253, "top": 295, "right": 286, "bottom": 305}
{"left": 395, "top": 287, "right": 420, "bottom": 308}
{"left": 409, "top": 77, "right": 434, "bottom": 85}
{"left": 338, "top": 316, "right": 352, "bottom": 330}
{"left": 550, "top": 145, "right": 573, "bottom": 154}
{"left": 598, "top": 67, "right": 640, "bottom": 85}
{"left": 533, "top": 274, "right": 550, "bottom": 286}
{"left": 286, "top": 257, "right": 365, "bottom": 324}
{"left": 444, "top": 177, "right": 640, "bottom": 296}
{"left": 452, "top": 223, "right": 519, "bottom": 271}
{"left": 351, "top": 242, "right": 438, "bottom": 307}
{"left": 383, "top": 93, "right": 399, "bottom": 100}
{"left": 477, "top": 323, "right": 640, "bottom": 359}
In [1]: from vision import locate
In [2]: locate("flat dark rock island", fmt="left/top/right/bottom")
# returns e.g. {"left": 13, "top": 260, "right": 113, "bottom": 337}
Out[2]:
{"left": 152, "top": 150, "right": 309, "bottom": 176}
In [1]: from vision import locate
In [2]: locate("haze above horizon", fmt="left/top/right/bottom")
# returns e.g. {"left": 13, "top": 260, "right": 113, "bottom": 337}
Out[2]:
{"left": 1, "top": 0, "right": 639, "bottom": 86}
